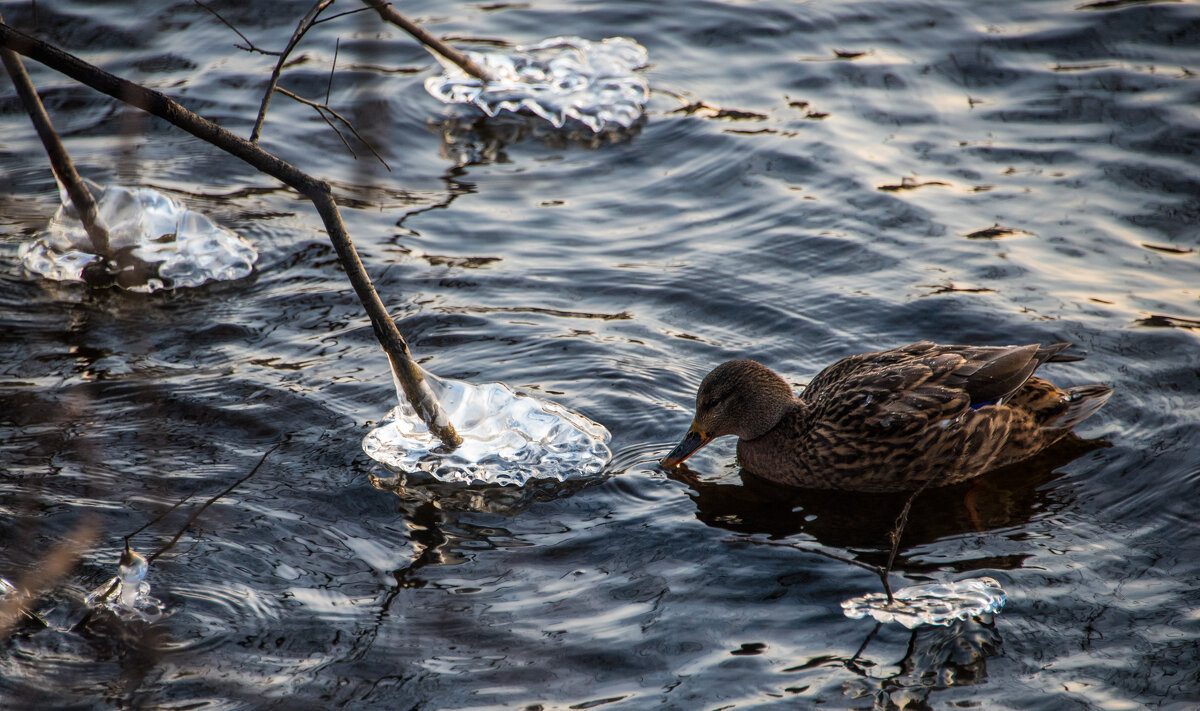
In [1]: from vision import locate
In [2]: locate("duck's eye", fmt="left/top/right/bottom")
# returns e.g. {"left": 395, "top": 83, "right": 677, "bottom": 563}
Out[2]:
{"left": 701, "top": 395, "right": 723, "bottom": 410}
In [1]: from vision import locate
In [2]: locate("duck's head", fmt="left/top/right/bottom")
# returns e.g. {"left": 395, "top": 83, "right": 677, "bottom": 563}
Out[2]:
{"left": 661, "top": 360, "right": 796, "bottom": 468}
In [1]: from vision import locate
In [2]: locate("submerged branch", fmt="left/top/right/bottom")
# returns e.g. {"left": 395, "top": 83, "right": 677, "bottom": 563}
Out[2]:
{"left": 0, "top": 20, "right": 461, "bottom": 449}
{"left": 0, "top": 12, "right": 110, "bottom": 258}
{"left": 360, "top": 0, "right": 496, "bottom": 82}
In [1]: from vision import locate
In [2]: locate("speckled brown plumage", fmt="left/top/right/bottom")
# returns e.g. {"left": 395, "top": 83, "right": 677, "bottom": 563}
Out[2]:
{"left": 661, "top": 341, "right": 1112, "bottom": 492}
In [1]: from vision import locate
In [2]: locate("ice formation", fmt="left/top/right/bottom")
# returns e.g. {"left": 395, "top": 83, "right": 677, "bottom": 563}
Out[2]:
{"left": 425, "top": 36, "right": 649, "bottom": 132}
{"left": 85, "top": 548, "right": 163, "bottom": 623}
{"left": 19, "top": 180, "right": 257, "bottom": 292}
{"left": 841, "top": 577, "right": 1006, "bottom": 628}
{"left": 363, "top": 371, "right": 611, "bottom": 486}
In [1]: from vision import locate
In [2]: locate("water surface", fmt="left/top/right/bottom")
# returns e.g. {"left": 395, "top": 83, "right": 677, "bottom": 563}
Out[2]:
{"left": 1, "top": 0, "right": 1198, "bottom": 708}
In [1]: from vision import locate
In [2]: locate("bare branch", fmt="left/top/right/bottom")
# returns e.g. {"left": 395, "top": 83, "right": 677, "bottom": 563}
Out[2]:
{"left": 148, "top": 443, "right": 279, "bottom": 564}
{"left": 193, "top": 0, "right": 282, "bottom": 56}
{"left": 0, "top": 20, "right": 460, "bottom": 448}
{"left": 314, "top": 5, "right": 377, "bottom": 27}
{"left": 360, "top": 0, "right": 496, "bottom": 82}
{"left": 325, "top": 36, "right": 339, "bottom": 105}
{"left": 0, "top": 11, "right": 110, "bottom": 258}
{"left": 276, "top": 86, "right": 392, "bottom": 171}
{"left": 250, "top": 0, "right": 335, "bottom": 144}
{"left": 881, "top": 478, "right": 936, "bottom": 604}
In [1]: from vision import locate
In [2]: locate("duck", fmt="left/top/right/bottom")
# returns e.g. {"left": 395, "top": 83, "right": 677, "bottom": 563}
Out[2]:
{"left": 660, "top": 341, "right": 1112, "bottom": 492}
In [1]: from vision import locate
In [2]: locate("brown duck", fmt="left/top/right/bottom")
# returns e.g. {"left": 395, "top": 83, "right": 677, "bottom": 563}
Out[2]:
{"left": 661, "top": 341, "right": 1112, "bottom": 492}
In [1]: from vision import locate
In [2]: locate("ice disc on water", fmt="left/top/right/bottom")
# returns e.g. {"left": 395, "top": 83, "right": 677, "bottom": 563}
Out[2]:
{"left": 363, "top": 372, "right": 611, "bottom": 486}
{"left": 19, "top": 180, "right": 257, "bottom": 292}
{"left": 425, "top": 36, "right": 649, "bottom": 133}
{"left": 841, "top": 577, "right": 1006, "bottom": 628}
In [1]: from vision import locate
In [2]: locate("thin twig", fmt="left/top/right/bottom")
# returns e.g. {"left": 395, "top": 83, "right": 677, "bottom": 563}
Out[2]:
{"left": 276, "top": 86, "right": 391, "bottom": 170}
{"left": 147, "top": 444, "right": 279, "bottom": 564}
{"left": 727, "top": 535, "right": 889, "bottom": 578}
{"left": 313, "top": 5, "right": 376, "bottom": 26}
{"left": 0, "top": 11, "right": 110, "bottom": 257}
{"left": 0, "top": 20, "right": 461, "bottom": 448}
{"left": 193, "top": 1, "right": 282, "bottom": 56}
{"left": 325, "top": 36, "right": 339, "bottom": 105}
{"left": 250, "top": 0, "right": 335, "bottom": 144}
{"left": 881, "top": 478, "right": 937, "bottom": 604}
{"left": 317, "top": 105, "right": 358, "bottom": 157}
{"left": 360, "top": 0, "right": 496, "bottom": 82}
{"left": 124, "top": 493, "right": 195, "bottom": 542}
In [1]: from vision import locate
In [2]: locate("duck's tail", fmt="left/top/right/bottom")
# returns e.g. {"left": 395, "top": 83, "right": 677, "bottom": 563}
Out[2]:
{"left": 1044, "top": 384, "right": 1112, "bottom": 431}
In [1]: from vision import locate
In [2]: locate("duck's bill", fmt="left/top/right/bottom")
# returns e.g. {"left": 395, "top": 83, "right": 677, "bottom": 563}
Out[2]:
{"left": 660, "top": 429, "right": 712, "bottom": 468}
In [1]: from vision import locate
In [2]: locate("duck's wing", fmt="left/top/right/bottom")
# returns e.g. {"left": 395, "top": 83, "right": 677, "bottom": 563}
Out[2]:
{"left": 801, "top": 341, "right": 1075, "bottom": 436}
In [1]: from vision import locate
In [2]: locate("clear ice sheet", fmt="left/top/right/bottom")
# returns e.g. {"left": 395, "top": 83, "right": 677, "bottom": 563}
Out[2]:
{"left": 19, "top": 180, "right": 257, "bottom": 292}
{"left": 85, "top": 549, "right": 163, "bottom": 623}
{"left": 841, "top": 577, "right": 1006, "bottom": 629}
{"left": 425, "top": 36, "right": 649, "bottom": 133}
{"left": 363, "top": 372, "right": 612, "bottom": 486}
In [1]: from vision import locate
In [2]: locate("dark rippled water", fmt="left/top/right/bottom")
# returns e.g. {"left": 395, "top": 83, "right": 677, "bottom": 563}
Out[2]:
{"left": 2, "top": 0, "right": 1199, "bottom": 708}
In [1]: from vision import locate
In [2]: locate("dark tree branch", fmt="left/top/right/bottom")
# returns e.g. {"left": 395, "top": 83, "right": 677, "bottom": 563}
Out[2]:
{"left": 0, "top": 12, "right": 110, "bottom": 257}
{"left": 0, "top": 20, "right": 461, "bottom": 449}
{"left": 250, "top": 0, "right": 335, "bottom": 144}
{"left": 360, "top": 0, "right": 496, "bottom": 82}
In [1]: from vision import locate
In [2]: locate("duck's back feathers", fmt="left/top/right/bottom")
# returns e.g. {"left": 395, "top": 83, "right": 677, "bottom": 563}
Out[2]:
{"left": 729, "top": 341, "right": 1110, "bottom": 491}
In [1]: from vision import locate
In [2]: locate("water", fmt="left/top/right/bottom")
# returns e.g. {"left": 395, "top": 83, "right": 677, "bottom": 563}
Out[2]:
{"left": 1, "top": 0, "right": 1198, "bottom": 708}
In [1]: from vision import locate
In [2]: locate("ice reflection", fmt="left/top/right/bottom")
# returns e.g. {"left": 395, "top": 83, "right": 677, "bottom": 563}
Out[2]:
{"left": 363, "top": 371, "right": 611, "bottom": 486}
{"left": 19, "top": 180, "right": 257, "bottom": 292}
{"left": 84, "top": 548, "right": 163, "bottom": 623}
{"left": 842, "top": 577, "right": 1006, "bottom": 628}
{"left": 842, "top": 616, "right": 1002, "bottom": 707}
{"left": 425, "top": 36, "right": 649, "bottom": 133}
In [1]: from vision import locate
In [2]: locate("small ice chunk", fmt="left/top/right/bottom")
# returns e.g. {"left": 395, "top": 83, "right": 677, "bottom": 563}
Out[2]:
{"left": 425, "top": 36, "right": 649, "bottom": 133}
{"left": 363, "top": 371, "right": 611, "bottom": 486}
{"left": 85, "top": 548, "right": 163, "bottom": 623}
{"left": 19, "top": 180, "right": 257, "bottom": 292}
{"left": 841, "top": 577, "right": 1006, "bottom": 628}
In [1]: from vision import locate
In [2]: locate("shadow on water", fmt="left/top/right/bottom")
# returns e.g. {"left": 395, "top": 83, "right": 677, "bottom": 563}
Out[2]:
{"left": 669, "top": 433, "right": 1110, "bottom": 570}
